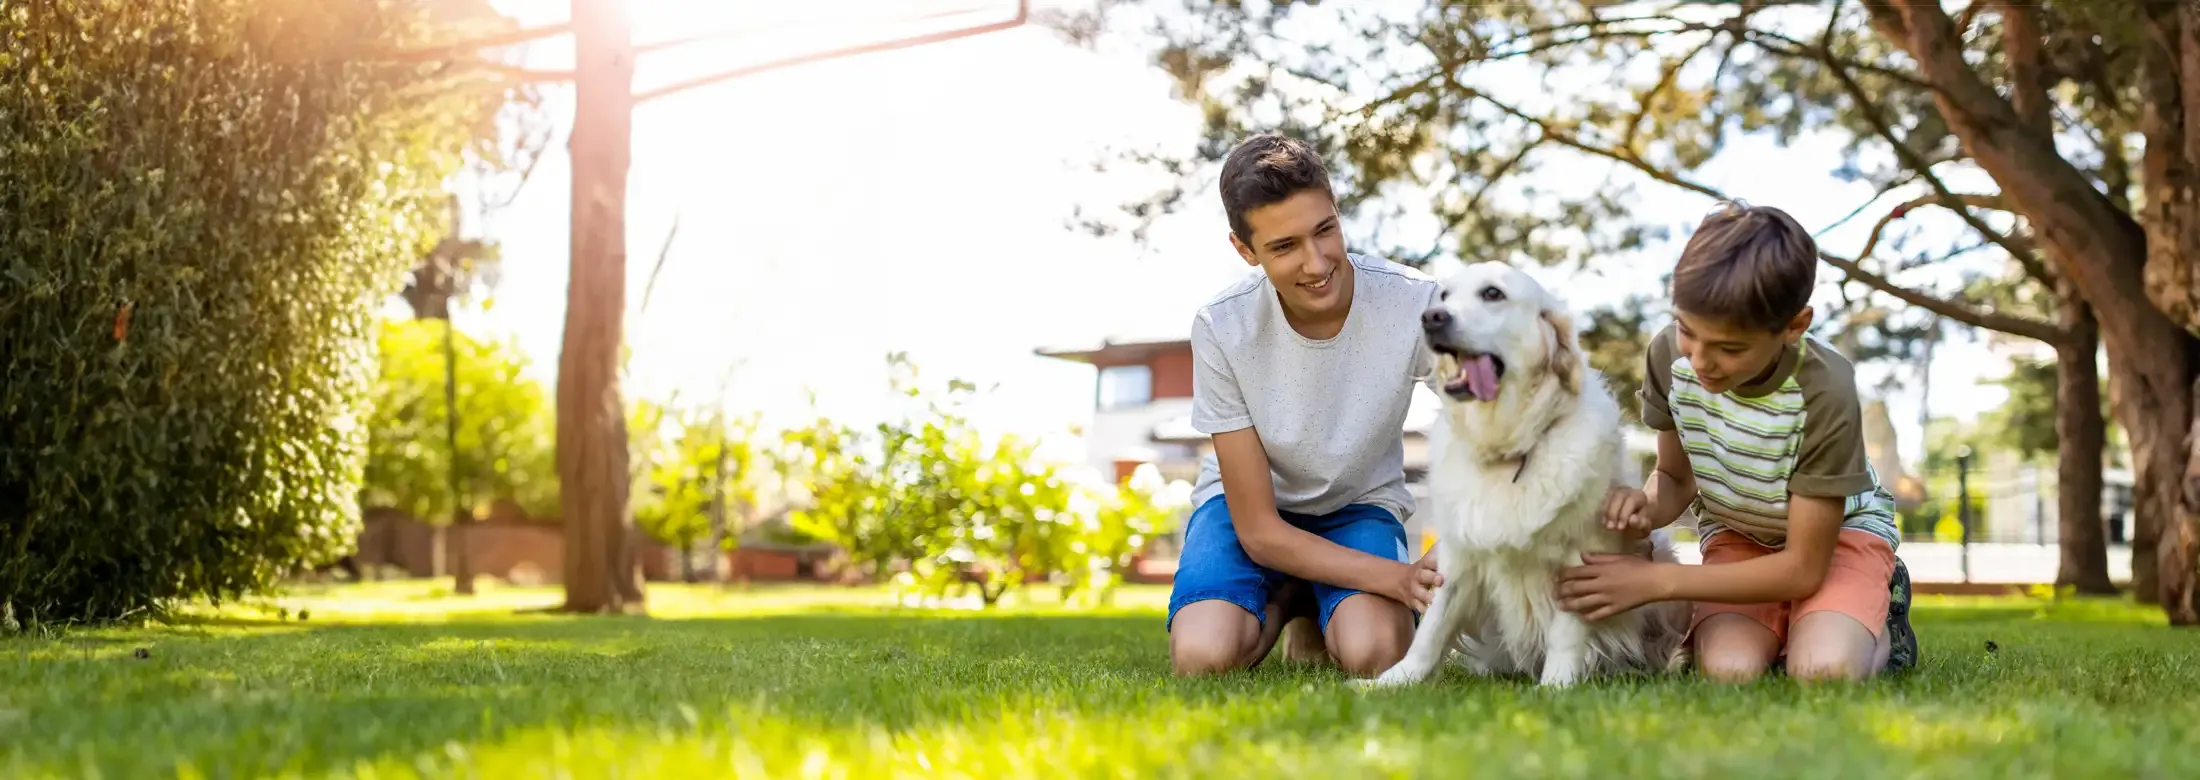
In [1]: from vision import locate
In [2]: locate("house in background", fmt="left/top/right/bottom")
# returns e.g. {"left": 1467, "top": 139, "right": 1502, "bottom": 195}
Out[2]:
{"left": 1036, "top": 334, "right": 1659, "bottom": 558}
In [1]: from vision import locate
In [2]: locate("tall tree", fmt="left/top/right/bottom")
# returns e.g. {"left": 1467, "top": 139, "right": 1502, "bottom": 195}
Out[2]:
{"left": 415, "top": 2, "right": 1035, "bottom": 611}
{"left": 562, "top": 0, "right": 1034, "bottom": 613}
{"left": 399, "top": 198, "right": 502, "bottom": 595}
{"left": 1071, "top": 0, "right": 2192, "bottom": 615}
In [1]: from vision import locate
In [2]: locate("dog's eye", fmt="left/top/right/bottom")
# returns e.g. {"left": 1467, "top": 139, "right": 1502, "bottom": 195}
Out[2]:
{"left": 1439, "top": 289, "right": 1450, "bottom": 301}
{"left": 1478, "top": 286, "right": 1505, "bottom": 302}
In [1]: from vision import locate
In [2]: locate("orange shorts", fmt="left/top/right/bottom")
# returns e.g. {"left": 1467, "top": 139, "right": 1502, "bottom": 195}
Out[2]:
{"left": 1690, "top": 529, "right": 1895, "bottom": 645}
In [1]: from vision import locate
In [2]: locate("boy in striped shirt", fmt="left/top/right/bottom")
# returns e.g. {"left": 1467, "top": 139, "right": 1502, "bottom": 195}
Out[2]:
{"left": 1555, "top": 202, "right": 1917, "bottom": 682}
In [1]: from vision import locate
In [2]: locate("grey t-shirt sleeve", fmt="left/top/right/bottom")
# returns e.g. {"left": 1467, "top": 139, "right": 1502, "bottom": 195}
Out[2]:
{"left": 1190, "top": 313, "right": 1253, "bottom": 434}
{"left": 1410, "top": 282, "right": 1439, "bottom": 382}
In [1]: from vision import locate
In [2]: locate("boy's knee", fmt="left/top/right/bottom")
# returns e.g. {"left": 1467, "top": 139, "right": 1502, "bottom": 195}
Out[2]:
{"left": 1171, "top": 635, "right": 1253, "bottom": 676}
{"left": 1169, "top": 602, "right": 1264, "bottom": 676}
{"left": 1329, "top": 628, "right": 1407, "bottom": 677}
{"left": 1784, "top": 637, "right": 1874, "bottom": 683}
{"left": 1786, "top": 654, "right": 1870, "bottom": 682}
{"left": 1785, "top": 611, "right": 1879, "bottom": 683}
{"left": 1697, "top": 653, "right": 1770, "bottom": 684}
{"left": 1326, "top": 594, "right": 1413, "bottom": 677}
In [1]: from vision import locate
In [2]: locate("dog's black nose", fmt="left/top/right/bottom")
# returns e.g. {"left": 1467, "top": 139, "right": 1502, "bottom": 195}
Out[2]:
{"left": 1421, "top": 308, "right": 1452, "bottom": 331}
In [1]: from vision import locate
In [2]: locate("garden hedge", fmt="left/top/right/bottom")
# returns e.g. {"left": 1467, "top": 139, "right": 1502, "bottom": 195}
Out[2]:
{"left": 0, "top": 0, "right": 499, "bottom": 625}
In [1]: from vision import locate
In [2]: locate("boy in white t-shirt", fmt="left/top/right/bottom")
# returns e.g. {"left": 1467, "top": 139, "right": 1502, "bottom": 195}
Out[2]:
{"left": 1167, "top": 134, "right": 1445, "bottom": 677}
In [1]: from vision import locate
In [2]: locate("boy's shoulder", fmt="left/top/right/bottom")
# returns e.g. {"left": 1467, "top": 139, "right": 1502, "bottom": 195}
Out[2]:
{"left": 1348, "top": 252, "right": 1439, "bottom": 292}
{"left": 1794, "top": 335, "right": 1863, "bottom": 410}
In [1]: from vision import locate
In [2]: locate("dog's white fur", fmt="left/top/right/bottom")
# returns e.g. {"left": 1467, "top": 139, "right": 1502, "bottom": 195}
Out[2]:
{"left": 1362, "top": 262, "right": 1689, "bottom": 688}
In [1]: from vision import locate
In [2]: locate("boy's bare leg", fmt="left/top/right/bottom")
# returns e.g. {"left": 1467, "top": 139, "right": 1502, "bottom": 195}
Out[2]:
{"left": 1784, "top": 611, "right": 1885, "bottom": 682}
{"left": 1325, "top": 593, "right": 1414, "bottom": 677}
{"left": 1169, "top": 580, "right": 1304, "bottom": 675}
{"left": 1693, "top": 613, "right": 1780, "bottom": 683}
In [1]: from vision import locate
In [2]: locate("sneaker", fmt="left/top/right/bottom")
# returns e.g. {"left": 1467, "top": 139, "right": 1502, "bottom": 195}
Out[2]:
{"left": 1883, "top": 557, "right": 1918, "bottom": 674}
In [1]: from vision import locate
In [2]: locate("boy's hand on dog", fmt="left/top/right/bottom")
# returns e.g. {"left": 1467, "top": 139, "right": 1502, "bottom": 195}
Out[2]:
{"left": 1387, "top": 555, "right": 1444, "bottom": 613}
{"left": 1600, "top": 486, "right": 1655, "bottom": 535}
{"left": 1555, "top": 553, "right": 1670, "bottom": 621}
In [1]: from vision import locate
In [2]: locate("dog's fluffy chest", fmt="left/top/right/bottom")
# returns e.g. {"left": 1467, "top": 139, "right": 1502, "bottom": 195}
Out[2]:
{"left": 1425, "top": 418, "right": 1617, "bottom": 554}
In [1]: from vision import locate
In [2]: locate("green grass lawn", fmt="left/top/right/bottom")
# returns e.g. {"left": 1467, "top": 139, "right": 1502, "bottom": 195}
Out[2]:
{"left": 3, "top": 581, "right": 2197, "bottom": 779}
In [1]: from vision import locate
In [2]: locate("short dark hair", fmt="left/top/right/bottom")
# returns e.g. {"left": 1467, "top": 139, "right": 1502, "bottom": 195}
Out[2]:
{"left": 1671, "top": 202, "right": 1819, "bottom": 332}
{"left": 1219, "top": 133, "right": 1335, "bottom": 245}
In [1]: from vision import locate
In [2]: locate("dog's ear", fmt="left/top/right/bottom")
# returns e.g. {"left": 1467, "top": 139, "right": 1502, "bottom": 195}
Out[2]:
{"left": 1540, "top": 307, "right": 1582, "bottom": 395}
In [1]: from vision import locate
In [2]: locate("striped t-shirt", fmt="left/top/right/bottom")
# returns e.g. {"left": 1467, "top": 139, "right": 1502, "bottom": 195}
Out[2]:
{"left": 1639, "top": 324, "right": 1901, "bottom": 550}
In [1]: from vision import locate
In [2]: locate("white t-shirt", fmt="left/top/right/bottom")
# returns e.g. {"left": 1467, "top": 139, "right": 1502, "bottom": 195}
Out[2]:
{"left": 1187, "top": 253, "right": 1439, "bottom": 523}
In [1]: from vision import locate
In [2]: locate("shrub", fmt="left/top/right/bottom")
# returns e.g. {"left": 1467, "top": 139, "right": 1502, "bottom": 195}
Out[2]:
{"left": 773, "top": 354, "right": 1192, "bottom": 606}
{"left": 0, "top": 0, "right": 502, "bottom": 625}
{"left": 361, "top": 319, "right": 557, "bottom": 524}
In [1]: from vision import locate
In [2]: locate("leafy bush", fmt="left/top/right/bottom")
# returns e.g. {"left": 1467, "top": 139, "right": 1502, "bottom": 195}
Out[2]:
{"left": 635, "top": 408, "right": 760, "bottom": 557}
{"left": 361, "top": 319, "right": 557, "bottom": 523}
{"left": 0, "top": 0, "right": 503, "bottom": 625}
{"left": 772, "top": 355, "right": 1189, "bottom": 606}
{"left": 1068, "top": 464, "right": 1191, "bottom": 604}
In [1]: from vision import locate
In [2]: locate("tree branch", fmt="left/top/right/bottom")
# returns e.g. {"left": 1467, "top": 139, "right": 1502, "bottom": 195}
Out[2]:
{"left": 1737, "top": 29, "right": 1933, "bottom": 91}
{"left": 634, "top": 6, "right": 999, "bottom": 57}
{"left": 1954, "top": 2, "right": 1986, "bottom": 39}
{"left": 1485, "top": 21, "right": 1719, "bottom": 63}
{"left": 1818, "top": 251, "right": 2065, "bottom": 343}
{"left": 1820, "top": 35, "right": 2048, "bottom": 279}
{"left": 1871, "top": 1, "right": 2155, "bottom": 337}
{"left": 1856, "top": 193, "right": 2014, "bottom": 260}
{"left": 1452, "top": 76, "right": 2064, "bottom": 343}
{"left": 1999, "top": 2, "right": 2053, "bottom": 137}
{"left": 1623, "top": 34, "right": 1720, "bottom": 153}
{"left": 385, "top": 23, "right": 573, "bottom": 63}
{"left": 465, "top": 60, "right": 575, "bottom": 82}
{"left": 632, "top": 2, "right": 1028, "bottom": 104}
{"left": 1462, "top": 141, "right": 1539, "bottom": 217}
{"left": 1460, "top": 80, "right": 1725, "bottom": 201}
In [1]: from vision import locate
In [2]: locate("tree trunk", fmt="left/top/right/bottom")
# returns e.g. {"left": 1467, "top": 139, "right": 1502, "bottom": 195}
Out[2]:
{"left": 2055, "top": 300, "right": 2114, "bottom": 595}
{"left": 445, "top": 315, "right": 475, "bottom": 596}
{"left": 1872, "top": 0, "right": 2200, "bottom": 623}
{"left": 559, "top": 0, "right": 645, "bottom": 614}
{"left": 707, "top": 414, "right": 728, "bottom": 583}
{"left": 2135, "top": 1, "right": 2200, "bottom": 623}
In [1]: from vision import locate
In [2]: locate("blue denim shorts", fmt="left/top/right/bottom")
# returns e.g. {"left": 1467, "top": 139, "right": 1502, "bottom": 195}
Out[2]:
{"left": 1165, "top": 496, "right": 1414, "bottom": 634}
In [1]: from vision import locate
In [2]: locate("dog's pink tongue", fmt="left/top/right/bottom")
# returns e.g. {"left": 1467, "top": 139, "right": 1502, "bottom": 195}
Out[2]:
{"left": 1464, "top": 355, "right": 1500, "bottom": 401}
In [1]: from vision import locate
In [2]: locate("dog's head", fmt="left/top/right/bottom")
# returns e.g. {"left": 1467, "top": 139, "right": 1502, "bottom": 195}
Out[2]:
{"left": 1420, "top": 262, "right": 1583, "bottom": 402}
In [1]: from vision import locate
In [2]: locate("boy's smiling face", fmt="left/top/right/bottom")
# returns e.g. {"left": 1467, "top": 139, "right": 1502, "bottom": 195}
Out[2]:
{"left": 1231, "top": 189, "right": 1352, "bottom": 324}
{"left": 1673, "top": 307, "right": 1811, "bottom": 394}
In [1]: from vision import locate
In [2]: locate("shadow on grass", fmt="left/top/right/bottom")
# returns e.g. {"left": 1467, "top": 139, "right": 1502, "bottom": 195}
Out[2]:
{"left": 4, "top": 601, "right": 2196, "bottom": 778}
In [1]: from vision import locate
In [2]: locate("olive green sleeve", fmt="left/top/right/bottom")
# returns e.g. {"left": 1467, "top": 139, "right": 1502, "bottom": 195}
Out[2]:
{"left": 1638, "top": 324, "right": 1678, "bottom": 431}
{"left": 1790, "top": 341, "right": 1877, "bottom": 498}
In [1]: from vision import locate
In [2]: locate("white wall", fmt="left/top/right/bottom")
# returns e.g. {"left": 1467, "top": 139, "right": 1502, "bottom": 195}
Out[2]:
{"left": 1083, "top": 397, "right": 1195, "bottom": 476}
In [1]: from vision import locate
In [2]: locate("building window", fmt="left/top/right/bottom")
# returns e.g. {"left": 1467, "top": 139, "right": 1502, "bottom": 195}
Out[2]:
{"left": 1097, "top": 365, "right": 1153, "bottom": 410}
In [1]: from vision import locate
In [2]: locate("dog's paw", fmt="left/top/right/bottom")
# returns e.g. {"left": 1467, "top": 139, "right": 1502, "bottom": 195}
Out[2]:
{"left": 1537, "top": 664, "right": 1585, "bottom": 688}
{"left": 1355, "top": 664, "right": 1432, "bottom": 690}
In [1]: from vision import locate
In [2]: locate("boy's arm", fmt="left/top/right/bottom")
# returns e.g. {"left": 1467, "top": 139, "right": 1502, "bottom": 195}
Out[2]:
{"left": 1188, "top": 312, "right": 1434, "bottom": 610}
{"left": 1560, "top": 493, "right": 1840, "bottom": 619}
{"left": 1638, "top": 427, "right": 1697, "bottom": 527}
{"left": 1657, "top": 494, "right": 1842, "bottom": 604}
{"left": 1609, "top": 330, "right": 1695, "bottom": 538}
{"left": 1665, "top": 346, "right": 1875, "bottom": 604}
{"left": 1213, "top": 427, "right": 1422, "bottom": 601}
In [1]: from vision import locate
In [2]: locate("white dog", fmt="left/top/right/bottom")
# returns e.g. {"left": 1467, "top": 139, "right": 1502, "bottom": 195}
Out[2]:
{"left": 1362, "top": 262, "right": 1689, "bottom": 688}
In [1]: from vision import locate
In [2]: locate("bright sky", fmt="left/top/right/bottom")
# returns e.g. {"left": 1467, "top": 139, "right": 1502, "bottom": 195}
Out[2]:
{"left": 451, "top": 0, "right": 2017, "bottom": 467}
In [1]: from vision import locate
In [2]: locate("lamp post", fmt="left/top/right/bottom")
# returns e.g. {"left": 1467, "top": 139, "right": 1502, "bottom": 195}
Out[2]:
{"left": 1956, "top": 445, "right": 1973, "bottom": 583}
